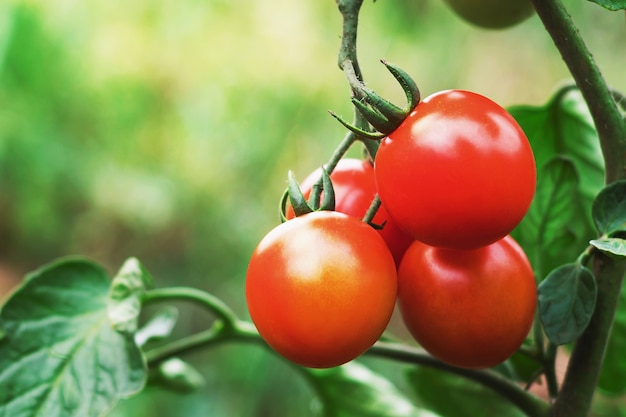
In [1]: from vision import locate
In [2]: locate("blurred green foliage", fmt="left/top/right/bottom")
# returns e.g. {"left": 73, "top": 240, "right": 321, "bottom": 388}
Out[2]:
{"left": 0, "top": 0, "right": 625, "bottom": 416}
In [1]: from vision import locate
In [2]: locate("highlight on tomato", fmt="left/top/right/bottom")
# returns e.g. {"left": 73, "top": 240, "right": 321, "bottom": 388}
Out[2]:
{"left": 285, "top": 158, "right": 413, "bottom": 266}
{"left": 246, "top": 210, "right": 398, "bottom": 368}
{"left": 374, "top": 89, "right": 536, "bottom": 250}
{"left": 397, "top": 235, "right": 537, "bottom": 369}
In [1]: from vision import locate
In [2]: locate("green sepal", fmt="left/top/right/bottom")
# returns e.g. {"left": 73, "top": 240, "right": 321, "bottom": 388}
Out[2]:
{"left": 317, "top": 167, "right": 336, "bottom": 211}
{"left": 351, "top": 60, "right": 421, "bottom": 134}
{"left": 360, "top": 88, "right": 407, "bottom": 127}
{"left": 280, "top": 169, "right": 336, "bottom": 220}
{"left": 328, "top": 111, "right": 386, "bottom": 140}
{"left": 381, "top": 59, "right": 421, "bottom": 112}
{"left": 351, "top": 98, "right": 399, "bottom": 133}
{"left": 287, "top": 170, "right": 314, "bottom": 217}
{"left": 278, "top": 188, "right": 291, "bottom": 223}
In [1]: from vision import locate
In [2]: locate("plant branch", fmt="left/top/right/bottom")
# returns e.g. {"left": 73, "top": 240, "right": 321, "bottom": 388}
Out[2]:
{"left": 143, "top": 316, "right": 549, "bottom": 417}
{"left": 144, "top": 320, "right": 261, "bottom": 366}
{"left": 529, "top": 1, "right": 626, "bottom": 416}
{"left": 542, "top": 343, "right": 560, "bottom": 401}
{"left": 142, "top": 287, "right": 240, "bottom": 331}
{"left": 552, "top": 254, "right": 625, "bottom": 416}
{"left": 368, "top": 342, "right": 550, "bottom": 417}
{"left": 336, "top": 0, "right": 381, "bottom": 160}
{"left": 336, "top": 0, "right": 365, "bottom": 85}
{"left": 529, "top": 0, "right": 626, "bottom": 184}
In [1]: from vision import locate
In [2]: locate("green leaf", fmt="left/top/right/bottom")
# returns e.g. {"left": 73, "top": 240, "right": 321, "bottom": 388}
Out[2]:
{"left": 134, "top": 306, "right": 179, "bottom": 348}
{"left": 598, "top": 282, "right": 626, "bottom": 394}
{"left": 590, "top": 238, "right": 626, "bottom": 258}
{"left": 305, "top": 362, "right": 439, "bottom": 417}
{"left": 287, "top": 170, "right": 314, "bottom": 217}
{"left": 406, "top": 367, "right": 525, "bottom": 417}
{"left": 149, "top": 357, "right": 205, "bottom": 394}
{"left": 587, "top": 0, "right": 626, "bottom": 11}
{"left": 108, "top": 257, "right": 154, "bottom": 334}
{"left": 538, "top": 263, "right": 597, "bottom": 345}
{"left": 510, "top": 157, "right": 580, "bottom": 276}
{"left": 0, "top": 258, "right": 146, "bottom": 417}
{"left": 509, "top": 86, "right": 605, "bottom": 277}
{"left": 592, "top": 180, "right": 626, "bottom": 235}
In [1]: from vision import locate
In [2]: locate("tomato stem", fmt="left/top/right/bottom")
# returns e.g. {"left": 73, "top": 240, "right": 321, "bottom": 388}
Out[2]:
{"left": 530, "top": 0, "right": 626, "bottom": 184}
{"left": 144, "top": 320, "right": 262, "bottom": 367}
{"left": 142, "top": 286, "right": 240, "bottom": 332}
{"left": 143, "top": 314, "right": 550, "bottom": 417}
{"left": 543, "top": 343, "right": 560, "bottom": 401}
{"left": 362, "top": 194, "right": 382, "bottom": 227}
{"left": 368, "top": 341, "right": 550, "bottom": 417}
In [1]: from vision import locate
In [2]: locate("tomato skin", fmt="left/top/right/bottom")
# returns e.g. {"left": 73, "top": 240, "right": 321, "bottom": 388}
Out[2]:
{"left": 287, "top": 159, "right": 413, "bottom": 266}
{"left": 443, "top": 0, "right": 534, "bottom": 29}
{"left": 375, "top": 90, "right": 536, "bottom": 250}
{"left": 246, "top": 211, "right": 397, "bottom": 368}
{"left": 397, "top": 236, "right": 536, "bottom": 369}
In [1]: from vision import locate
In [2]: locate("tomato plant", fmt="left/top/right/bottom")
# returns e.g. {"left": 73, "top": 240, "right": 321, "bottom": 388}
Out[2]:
{"left": 286, "top": 158, "right": 413, "bottom": 265}
{"left": 375, "top": 89, "right": 537, "bottom": 250}
{"left": 441, "top": 0, "right": 535, "bottom": 29}
{"left": 1, "top": 0, "right": 626, "bottom": 417}
{"left": 397, "top": 235, "right": 537, "bottom": 369}
{"left": 246, "top": 210, "right": 397, "bottom": 368}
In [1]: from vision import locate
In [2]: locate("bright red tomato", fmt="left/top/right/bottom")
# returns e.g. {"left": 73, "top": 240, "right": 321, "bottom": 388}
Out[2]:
{"left": 397, "top": 235, "right": 536, "bottom": 369}
{"left": 246, "top": 211, "right": 397, "bottom": 368}
{"left": 374, "top": 90, "right": 536, "bottom": 250}
{"left": 286, "top": 158, "right": 413, "bottom": 265}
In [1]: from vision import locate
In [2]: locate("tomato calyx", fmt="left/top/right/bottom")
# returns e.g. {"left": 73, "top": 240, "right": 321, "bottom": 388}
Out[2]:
{"left": 331, "top": 60, "right": 421, "bottom": 139}
{"left": 279, "top": 169, "right": 336, "bottom": 221}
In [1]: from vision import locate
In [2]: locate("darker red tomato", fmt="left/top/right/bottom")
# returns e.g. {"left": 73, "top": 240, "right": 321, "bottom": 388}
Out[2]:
{"left": 397, "top": 235, "right": 536, "bottom": 369}
{"left": 287, "top": 158, "right": 413, "bottom": 265}
{"left": 246, "top": 211, "right": 397, "bottom": 368}
{"left": 375, "top": 90, "right": 536, "bottom": 250}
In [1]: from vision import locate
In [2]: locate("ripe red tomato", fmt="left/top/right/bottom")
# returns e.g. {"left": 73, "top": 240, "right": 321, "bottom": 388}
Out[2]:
{"left": 374, "top": 90, "right": 536, "bottom": 250}
{"left": 286, "top": 158, "right": 413, "bottom": 265}
{"left": 397, "top": 235, "right": 536, "bottom": 369}
{"left": 246, "top": 211, "right": 397, "bottom": 368}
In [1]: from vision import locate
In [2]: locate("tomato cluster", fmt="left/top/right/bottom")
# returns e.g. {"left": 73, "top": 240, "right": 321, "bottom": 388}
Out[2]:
{"left": 246, "top": 89, "right": 537, "bottom": 370}
{"left": 284, "top": 158, "right": 413, "bottom": 266}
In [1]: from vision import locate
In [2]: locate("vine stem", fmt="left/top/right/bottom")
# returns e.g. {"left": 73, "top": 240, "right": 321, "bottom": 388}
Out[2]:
{"left": 529, "top": 1, "right": 626, "bottom": 416}
{"left": 529, "top": 0, "right": 626, "bottom": 183}
{"left": 142, "top": 310, "right": 549, "bottom": 417}
{"left": 369, "top": 342, "right": 550, "bottom": 417}
{"left": 307, "top": 0, "right": 380, "bottom": 213}
{"left": 142, "top": 287, "right": 240, "bottom": 331}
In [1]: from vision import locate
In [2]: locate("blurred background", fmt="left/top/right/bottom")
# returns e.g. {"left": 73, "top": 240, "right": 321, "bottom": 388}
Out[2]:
{"left": 0, "top": 0, "right": 625, "bottom": 416}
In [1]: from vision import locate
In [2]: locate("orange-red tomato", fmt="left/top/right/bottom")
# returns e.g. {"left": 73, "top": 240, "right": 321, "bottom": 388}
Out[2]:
{"left": 375, "top": 90, "right": 536, "bottom": 250}
{"left": 246, "top": 211, "right": 397, "bottom": 368}
{"left": 286, "top": 159, "right": 413, "bottom": 266}
{"left": 397, "top": 235, "right": 536, "bottom": 369}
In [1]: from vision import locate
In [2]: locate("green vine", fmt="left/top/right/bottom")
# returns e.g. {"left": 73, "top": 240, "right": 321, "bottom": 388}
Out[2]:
{"left": 141, "top": 285, "right": 549, "bottom": 417}
{"left": 529, "top": 1, "right": 626, "bottom": 416}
